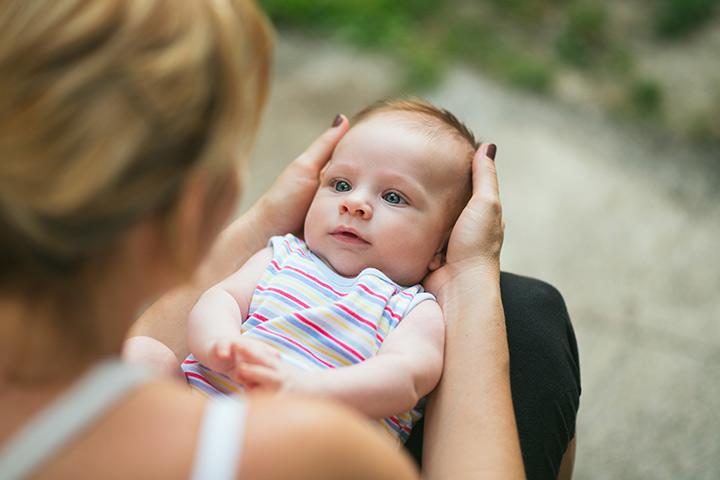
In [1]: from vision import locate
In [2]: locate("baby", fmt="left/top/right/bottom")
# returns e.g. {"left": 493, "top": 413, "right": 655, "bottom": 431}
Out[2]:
{"left": 182, "top": 98, "right": 478, "bottom": 442}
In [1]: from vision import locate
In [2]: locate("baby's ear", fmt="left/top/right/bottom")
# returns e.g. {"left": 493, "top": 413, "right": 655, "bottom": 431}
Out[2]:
{"left": 428, "top": 234, "right": 451, "bottom": 271}
{"left": 427, "top": 248, "right": 445, "bottom": 272}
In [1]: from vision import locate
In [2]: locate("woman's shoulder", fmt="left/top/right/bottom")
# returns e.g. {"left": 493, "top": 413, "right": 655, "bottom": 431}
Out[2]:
{"left": 23, "top": 378, "right": 206, "bottom": 478}
{"left": 124, "top": 383, "right": 418, "bottom": 480}
{"left": 240, "top": 393, "right": 418, "bottom": 480}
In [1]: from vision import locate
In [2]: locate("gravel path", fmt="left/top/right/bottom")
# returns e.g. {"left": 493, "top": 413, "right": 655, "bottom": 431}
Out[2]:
{"left": 243, "top": 34, "right": 720, "bottom": 479}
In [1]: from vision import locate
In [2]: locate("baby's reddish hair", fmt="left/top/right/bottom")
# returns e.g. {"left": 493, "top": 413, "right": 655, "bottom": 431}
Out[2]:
{"left": 352, "top": 97, "right": 480, "bottom": 151}
{"left": 352, "top": 98, "right": 477, "bottom": 231}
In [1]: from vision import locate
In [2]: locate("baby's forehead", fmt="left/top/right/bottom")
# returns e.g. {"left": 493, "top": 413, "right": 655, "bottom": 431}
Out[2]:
{"left": 356, "top": 110, "right": 460, "bottom": 141}
{"left": 344, "top": 111, "right": 473, "bottom": 171}
{"left": 328, "top": 112, "right": 472, "bottom": 199}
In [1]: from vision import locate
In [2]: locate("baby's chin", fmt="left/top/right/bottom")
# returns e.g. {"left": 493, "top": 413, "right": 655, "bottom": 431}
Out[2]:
{"left": 317, "top": 254, "right": 367, "bottom": 279}
{"left": 325, "top": 254, "right": 426, "bottom": 286}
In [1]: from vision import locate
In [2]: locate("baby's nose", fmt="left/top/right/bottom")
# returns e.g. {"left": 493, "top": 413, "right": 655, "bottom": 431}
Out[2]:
{"left": 339, "top": 197, "right": 372, "bottom": 219}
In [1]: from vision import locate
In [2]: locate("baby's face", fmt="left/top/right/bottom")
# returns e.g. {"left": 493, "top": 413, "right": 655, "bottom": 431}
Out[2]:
{"left": 304, "top": 112, "right": 470, "bottom": 286}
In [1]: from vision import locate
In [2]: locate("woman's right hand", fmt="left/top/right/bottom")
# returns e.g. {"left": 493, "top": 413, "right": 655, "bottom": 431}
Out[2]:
{"left": 247, "top": 115, "right": 350, "bottom": 241}
{"left": 424, "top": 143, "right": 504, "bottom": 297}
{"left": 195, "top": 115, "right": 350, "bottom": 284}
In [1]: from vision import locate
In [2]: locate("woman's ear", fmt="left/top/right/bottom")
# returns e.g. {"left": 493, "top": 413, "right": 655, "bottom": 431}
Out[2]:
{"left": 165, "top": 173, "right": 208, "bottom": 278}
{"left": 166, "top": 170, "right": 239, "bottom": 278}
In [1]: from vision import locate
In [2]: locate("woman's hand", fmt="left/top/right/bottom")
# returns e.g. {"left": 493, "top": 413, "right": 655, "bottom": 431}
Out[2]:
{"left": 424, "top": 143, "right": 504, "bottom": 298}
{"left": 197, "top": 114, "right": 349, "bottom": 281}
{"left": 246, "top": 115, "right": 350, "bottom": 241}
{"left": 421, "top": 143, "right": 525, "bottom": 479}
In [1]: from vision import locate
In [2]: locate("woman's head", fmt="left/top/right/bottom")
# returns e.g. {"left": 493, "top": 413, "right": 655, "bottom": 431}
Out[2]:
{"left": 0, "top": 0, "right": 272, "bottom": 364}
{"left": 0, "top": 0, "right": 271, "bottom": 291}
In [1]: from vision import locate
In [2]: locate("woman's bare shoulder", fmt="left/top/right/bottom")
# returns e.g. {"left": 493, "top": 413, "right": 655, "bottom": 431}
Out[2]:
{"left": 31, "top": 378, "right": 206, "bottom": 478}
{"left": 99, "top": 382, "right": 417, "bottom": 479}
{"left": 239, "top": 393, "right": 419, "bottom": 480}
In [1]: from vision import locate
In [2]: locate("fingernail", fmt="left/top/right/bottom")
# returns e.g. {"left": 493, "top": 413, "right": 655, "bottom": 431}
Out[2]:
{"left": 486, "top": 143, "right": 497, "bottom": 160}
{"left": 331, "top": 114, "right": 343, "bottom": 127}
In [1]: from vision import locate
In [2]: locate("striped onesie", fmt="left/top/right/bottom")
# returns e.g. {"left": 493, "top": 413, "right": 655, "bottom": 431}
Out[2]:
{"left": 183, "top": 233, "right": 435, "bottom": 442}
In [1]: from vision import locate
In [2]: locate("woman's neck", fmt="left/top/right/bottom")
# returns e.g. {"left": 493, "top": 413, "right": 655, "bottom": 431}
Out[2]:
{"left": 0, "top": 282, "right": 142, "bottom": 385}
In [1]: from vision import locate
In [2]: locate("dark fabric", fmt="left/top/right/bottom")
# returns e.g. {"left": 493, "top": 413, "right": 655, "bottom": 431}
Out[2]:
{"left": 405, "top": 272, "right": 581, "bottom": 480}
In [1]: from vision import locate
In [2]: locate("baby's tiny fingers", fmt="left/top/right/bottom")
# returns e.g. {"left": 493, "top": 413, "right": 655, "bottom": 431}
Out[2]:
{"left": 235, "top": 364, "right": 281, "bottom": 390}
{"left": 215, "top": 341, "right": 232, "bottom": 360}
{"left": 235, "top": 342, "right": 280, "bottom": 367}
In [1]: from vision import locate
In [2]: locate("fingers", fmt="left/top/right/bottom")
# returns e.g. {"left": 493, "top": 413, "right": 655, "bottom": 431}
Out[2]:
{"left": 232, "top": 340, "right": 280, "bottom": 367}
{"left": 471, "top": 143, "right": 503, "bottom": 226}
{"left": 293, "top": 114, "right": 349, "bottom": 171}
{"left": 472, "top": 143, "right": 500, "bottom": 201}
{"left": 211, "top": 340, "right": 281, "bottom": 389}
{"left": 208, "top": 340, "right": 237, "bottom": 373}
{"left": 234, "top": 363, "right": 281, "bottom": 390}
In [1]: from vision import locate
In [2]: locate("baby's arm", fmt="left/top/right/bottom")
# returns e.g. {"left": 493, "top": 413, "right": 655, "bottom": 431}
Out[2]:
{"left": 241, "top": 299, "right": 445, "bottom": 419}
{"left": 315, "top": 299, "right": 445, "bottom": 418}
{"left": 187, "top": 247, "right": 276, "bottom": 376}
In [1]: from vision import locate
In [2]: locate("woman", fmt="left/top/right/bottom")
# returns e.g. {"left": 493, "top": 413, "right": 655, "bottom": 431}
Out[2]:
{"left": 0, "top": 0, "right": 417, "bottom": 478}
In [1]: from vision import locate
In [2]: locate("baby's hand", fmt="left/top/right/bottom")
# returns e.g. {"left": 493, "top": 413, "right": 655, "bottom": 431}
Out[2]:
{"left": 205, "top": 338, "right": 317, "bottom": 393}
{"left": 204, "top": 337, "right": 280, "bottom": 380}
{"left": 234, "top": 353, "right": 316, "bottom": 395}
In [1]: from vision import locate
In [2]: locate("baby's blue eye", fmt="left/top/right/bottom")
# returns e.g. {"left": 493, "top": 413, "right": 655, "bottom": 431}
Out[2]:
{"left": 334, "top": 180, "right": 351, "bottom": 192}
{"left": 383, "top": 192, "right": 405, "bottom": 205}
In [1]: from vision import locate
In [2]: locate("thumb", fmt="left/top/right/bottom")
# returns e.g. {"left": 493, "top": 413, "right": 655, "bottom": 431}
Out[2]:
{"left": 294, "top": 114, "right": 349, "bottom": 172}
{"left": 472, "top": 143, "right": 499, "bottom": 200}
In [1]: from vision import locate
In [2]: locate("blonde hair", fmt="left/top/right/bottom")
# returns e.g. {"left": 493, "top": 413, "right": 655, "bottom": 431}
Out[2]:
{"left": 0, "top": 0, "right": 272, "bottom": 289}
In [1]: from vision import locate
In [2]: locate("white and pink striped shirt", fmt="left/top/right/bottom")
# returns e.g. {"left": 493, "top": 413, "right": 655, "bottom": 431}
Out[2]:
{"left": 183, "top": 234, "right": 434, "bottom": 442}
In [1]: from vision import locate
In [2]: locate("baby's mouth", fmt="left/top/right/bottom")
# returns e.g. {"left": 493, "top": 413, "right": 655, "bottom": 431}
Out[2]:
{"left": 330, "top": 227, "right": 370, "bottom": 244}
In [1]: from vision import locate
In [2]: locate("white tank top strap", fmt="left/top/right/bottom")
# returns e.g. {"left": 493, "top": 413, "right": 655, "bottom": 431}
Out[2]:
{"left": 190, "top": 395, "right": 248, "bottom": 480}
{"left": 0, "top": 358, "right": 152, "bottom": 480}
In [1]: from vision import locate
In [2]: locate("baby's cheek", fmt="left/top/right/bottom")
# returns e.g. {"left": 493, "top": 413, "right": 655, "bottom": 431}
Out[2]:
{"left": 386, "top": 242, "right": 435, "bottom": 285}
{"left": 303, "top": 199, "right": 325, "bottom": 241}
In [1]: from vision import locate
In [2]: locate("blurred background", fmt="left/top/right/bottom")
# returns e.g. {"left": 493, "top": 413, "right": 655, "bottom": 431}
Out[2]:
{"left": 241, "top": 1, "right": 720, "bottom": 478}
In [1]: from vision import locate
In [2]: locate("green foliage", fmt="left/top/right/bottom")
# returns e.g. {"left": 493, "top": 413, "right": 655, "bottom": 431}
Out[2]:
{"left": 401, "top": 48, "right": 445, "bottom": 90}
{"left": 605, "top": 47, "right": 634, "bottom": 76}
{"left": 442, "top": 19, "right": 552, "bottom": 93}
{"left": 260, "top": 0, "right": 443, "bottom": 87}
{"left": 628, "top": 79, "right": 663, "bottom": 118}
{"left": 441, "top": 19, "right": 495, "bottom": 61}
{"left": 258, "top": 0, "right": 718, "bottom": 142}
{"left": 554, "top": 2, "right": 609, "bottom": 68}
{"left": 487, "top": 45, "right": 553, "bottom": 92}
{"left": 655, "top": 0, "right": 719, "bottom": 39}
{"left": 260, "top": 0, "right": 437, "bottom": 46}
{"left": 488, "top": 0, "right": 570, "bottom": 21}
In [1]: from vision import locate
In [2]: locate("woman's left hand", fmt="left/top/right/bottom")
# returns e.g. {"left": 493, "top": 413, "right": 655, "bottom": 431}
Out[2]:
{"left": 423, "top": 143, "right": 504, "bottom": 299}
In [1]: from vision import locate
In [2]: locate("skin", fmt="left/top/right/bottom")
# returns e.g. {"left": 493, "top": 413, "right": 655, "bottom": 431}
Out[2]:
{"left": 558, "top": 437, "right": 577, "bottom": 480}
{"left": 305, "top": 112, "right": 471, "bottom": 285}
{"left": 1, "top": 118, "right": 418, "bottom": 479}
